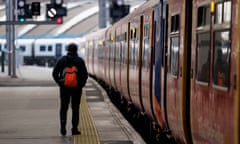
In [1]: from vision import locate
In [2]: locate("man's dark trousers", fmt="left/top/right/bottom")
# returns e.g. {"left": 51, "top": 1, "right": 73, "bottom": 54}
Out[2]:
{"left": 59, "top": 87, "right": 82, "bottom": 130}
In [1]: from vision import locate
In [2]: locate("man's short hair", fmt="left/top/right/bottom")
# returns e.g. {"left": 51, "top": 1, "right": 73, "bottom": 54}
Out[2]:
{"left": 67, "top": 43, "right": 78, "bottom": 53}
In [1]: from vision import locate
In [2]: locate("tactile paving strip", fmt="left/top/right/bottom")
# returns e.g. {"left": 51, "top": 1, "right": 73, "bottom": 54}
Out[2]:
{"left": 73, "top": 89, "right": 100, "bottom": 144}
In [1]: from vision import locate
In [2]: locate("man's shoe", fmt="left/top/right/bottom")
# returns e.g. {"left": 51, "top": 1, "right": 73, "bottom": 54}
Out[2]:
{"left": 72, "top": 129, "right": 81, "bottom": 135}
{"left": 61, "top": 128, "right": 66, "bottom": 136}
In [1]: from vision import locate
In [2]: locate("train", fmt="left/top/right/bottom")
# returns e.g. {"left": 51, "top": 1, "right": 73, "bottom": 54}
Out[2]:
{"left": 0, "top": 38, "right": 82, "bottom": 67}
{"left": 80, "top": 0, "right": 240, "bottom": 144}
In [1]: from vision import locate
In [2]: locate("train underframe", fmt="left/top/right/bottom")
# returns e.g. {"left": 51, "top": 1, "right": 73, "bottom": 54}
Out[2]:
{"left": 24, "top": 56, "right": 58, "bottom": 67}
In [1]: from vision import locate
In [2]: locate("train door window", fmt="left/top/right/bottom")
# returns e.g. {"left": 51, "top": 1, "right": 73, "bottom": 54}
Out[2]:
{"left": 215, "top": 1, "right": 231, "bottom": 24}
{"left": 130, "top": 28, "right": 137, "bottom": 65}
{"left": 19, "top": 45, "right": 26, "bottom": 52}
{"left": 170, "top": 14, "right": 180, "bottom": 77}
{"left": 40, "top": 45, "right": 46, "bottom": 52}
{"left": 213, "top": 30, "right": 230, "bottom": 88}
{"left": 143, "top": 23, "right": 150, "bottom": 68}
{"left": 196, "top": 32, "right": 210, "bottom": 82}
{"left": 134, "top": 30, "right": 138, "bottom": 66}
{"left": 98, "top": 40, "right": 103, "bottom": 60}
{"left": 122, "top": 33, "right": 125, "bottom": 64}
{"left": 111, "top": 36, "right": 115, "bottom": 62}
{"left": 55, "top": 43, "right": 62, "bottom": 57}
{"left": 170, "top": 36, "right": 179, "bottom": 76}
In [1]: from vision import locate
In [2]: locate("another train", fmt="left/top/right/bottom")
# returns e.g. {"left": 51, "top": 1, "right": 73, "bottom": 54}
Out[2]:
{"left": 0, "top": 38, "right": 81, "bottom": 67}
{"left": 81, "top": 0, "right": 240, "bottom": 144}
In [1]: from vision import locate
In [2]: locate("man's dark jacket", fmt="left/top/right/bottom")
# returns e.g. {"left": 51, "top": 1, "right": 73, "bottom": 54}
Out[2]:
{"left": 52, "top": 52, "right": 88, "bottom": 88}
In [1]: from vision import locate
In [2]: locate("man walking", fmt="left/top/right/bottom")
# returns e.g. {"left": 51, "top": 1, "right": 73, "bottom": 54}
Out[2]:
{"left": 52, "top": 43, "right": 88, "bottom": 136}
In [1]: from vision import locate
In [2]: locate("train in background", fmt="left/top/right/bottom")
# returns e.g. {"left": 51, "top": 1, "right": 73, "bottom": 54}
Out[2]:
{"left": 0, "top": 38, "right": 82, "bottom": 67}
{"left": 81, "top": 0, "right": 240, "bottom": 144}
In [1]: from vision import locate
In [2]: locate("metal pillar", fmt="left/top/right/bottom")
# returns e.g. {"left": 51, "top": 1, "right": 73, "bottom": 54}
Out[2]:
{"left": 99, "top": 0, "right": 106, "bottom": 28}
{"left": 6, "top": 0, "right": 16, "bottom": 78}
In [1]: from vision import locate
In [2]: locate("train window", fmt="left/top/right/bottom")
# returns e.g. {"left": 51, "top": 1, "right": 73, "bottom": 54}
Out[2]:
{"left": 116, "top": 35, "right": 120, "bottom": 62}
{"left": 40, "top": 45, "right": 46, "bottom": 52}
{"left": 122, "top": 33, "right": 126, "bottom": 64}
{"left": 144, "top": 23, "right": 150, "bottom": 37}
{"left": 171, "top": 14, "right": 179, "bottom": 32}
{"left": 213, "top": 30, "right": 230, "bottom": 88}
{"left": 19, "top": 46, "right": 26, "bottom": 52}
{"left": 170, "top": 36, "right": 179, "bottom": 76}
{"left": 197, "top": 6, "right": 210, "bottom": 27}
{"left": 143, "top": 39, "right": 149, "bottom": 68}
{"left": 101, "top": 40, "right": 104, "bottom": 60}
{"left": 130, "top": 28, "right": 137, "bottom": 66}
{"left": 196, "top": 32, "right": 210, "bottom": 82}
{"left": 48, "top": 45, "right": 52, "bottom": 51}
{"left": 215, "top": 1, "right": 231, "bottom": 24}
{"left": 143, "top": 23, "right": 150, "bottom": 68}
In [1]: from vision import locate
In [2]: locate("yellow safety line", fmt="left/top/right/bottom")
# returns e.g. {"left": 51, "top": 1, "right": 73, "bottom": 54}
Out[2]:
{"left": 73, "top": 89, "right": 100, "bottom": 144}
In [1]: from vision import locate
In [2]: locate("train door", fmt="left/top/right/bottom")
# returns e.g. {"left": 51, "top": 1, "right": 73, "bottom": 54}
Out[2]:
{"left": 191, "top": 1, "right": 234, "bottom": 143}
{"left": 165, "top": 0, "right": 192, "bottom": 143}
{"left": 160, "top": 1, "right": 169, "bottom": 129}
{"left": 120, "top": 23, "right": 131, "bottom": 102}
{"left": 115, "top": 26, "right": 122, "bottom": 93}
{"left": 129, "top": 14, "right": 144, "bottom": 111}
{"left": 141, "top": 8, "right": 155, "bottom": 121}
{"left": 55, "top": 43, "right": 62, "bottom": 58}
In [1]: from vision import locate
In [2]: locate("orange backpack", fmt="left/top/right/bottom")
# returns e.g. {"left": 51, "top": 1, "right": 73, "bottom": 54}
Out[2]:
{"left": 62, "top": 66, "right": 78, "bottom": 87}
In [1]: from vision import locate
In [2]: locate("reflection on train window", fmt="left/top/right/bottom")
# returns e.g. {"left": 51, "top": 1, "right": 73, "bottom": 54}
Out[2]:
{"left": 19, "top": 46, "right": 26, "bottom": 52}
{"left": 197, "top": 5, "right": 210, "bottom": 27}
{"left": 116, "top": 35, "right": 121, "bottom": 62}
{"left": 196, "top": 32, "right": 210, "bottom": 82}
{"left": 122, "top": 32, "right": 127, "bottom": 64}
{"left": 110, "top": 38, "right": 114, "bottom": 62}
{"left": 170, "top": 36, "right": 179, "bottom": 76}
{"left": 215, "top": 1, "right": 231, "bottom": 24}
{"left": 130, "top": 28, "right": 138, "bottom": 66}
{"left": 143, "top": 39, "right": 149, "bottom": 68}
{"left": 40, "top": 45, "right": 46, "bottom": 51}
{"left": 213, "top": 30, "right": 230, "bottom": 87}
{"left": 98, "top": 40, "right": 104, "bottom": 60}
{"left": 143, "top": 23, "right": 150, "bottom": 68}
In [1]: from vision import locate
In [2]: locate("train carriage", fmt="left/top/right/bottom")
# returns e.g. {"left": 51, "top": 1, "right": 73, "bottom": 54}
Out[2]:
{"left": 84, "top": 29, "right": 107, "bottom": 81}
{"left": 81, "top": 0, "right": 240, "bottom": 143}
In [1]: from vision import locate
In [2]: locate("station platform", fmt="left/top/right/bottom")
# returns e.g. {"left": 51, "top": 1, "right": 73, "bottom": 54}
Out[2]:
{"left": 0, "top": 66, "right": 145, "bottom": 144}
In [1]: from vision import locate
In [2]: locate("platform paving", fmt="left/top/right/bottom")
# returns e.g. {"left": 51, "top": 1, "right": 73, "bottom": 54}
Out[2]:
{"left": 0, "top": 66, "right": 146, "bottom": 144}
